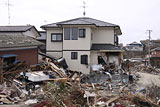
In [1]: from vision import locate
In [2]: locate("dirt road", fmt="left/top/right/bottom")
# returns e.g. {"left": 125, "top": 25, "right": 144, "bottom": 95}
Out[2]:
{"left": 137, "top": 72, "right": 160, "bottom": 87}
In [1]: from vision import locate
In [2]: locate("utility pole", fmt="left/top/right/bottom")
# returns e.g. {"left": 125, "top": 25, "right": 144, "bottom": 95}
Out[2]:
{"left": 146, "top": 30, "right": 152, "bottom": 67}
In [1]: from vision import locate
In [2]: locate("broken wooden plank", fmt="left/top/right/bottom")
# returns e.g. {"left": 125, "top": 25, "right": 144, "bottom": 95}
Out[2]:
{"left": 106, "top": 96, "right": 120, "bottom": 106}
{"left": 0, "top": 95, "right": 7, "bottom": 98}
{"left": 49, "top": 62, "right": 67, "bottom": 78}
{"left": 47, "top": 78, "right": 68, "bottom": 84}
{"left": 0, "top": 97, "right": 12, "bottom": 104}
{"left": 6, "top": 62, "right": 24, "bottom": 72}
{"left": 2, "top": 70, "right": 22, "bottom": 75}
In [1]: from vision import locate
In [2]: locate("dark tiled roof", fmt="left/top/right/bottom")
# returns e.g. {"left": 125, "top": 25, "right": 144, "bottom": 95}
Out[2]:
{"left": 41, "top": 17, "right": 122, "bottom": 35}
{"left": 41, "top": 17, "right": 119, "bottom": 28}
{"left": 0, "top": 34, "right": 43, "bottom": 48}
{"left": 141, "top": 39, "right": 160, "bottom": 45}
{"left": 0, "top": 54, "right": 17, "bottom": 58}
{"left": 0, "top": 25, "right": 33, "bottom": 32}
{"left": 129, "top": 41, "right": 142, "bottom": 45}
{"left": 91, "top": 44, "right": 123, "bottom": 51}
{"left": 151, "top": 47, "right": 160, "bottom": 51}
{"left": 37, "top": 31, "right": 46, "bottom": 40}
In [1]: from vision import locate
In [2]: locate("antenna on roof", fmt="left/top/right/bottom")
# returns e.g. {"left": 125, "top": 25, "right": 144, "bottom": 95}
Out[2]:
{"left": 1, "top": 0, "right": 13, "bottom": 25}
{"left": 7, "top": 0, "right": 12, "bottom": 25}
{"left": 82, "top": 1, "right": 86, "bottom": 17}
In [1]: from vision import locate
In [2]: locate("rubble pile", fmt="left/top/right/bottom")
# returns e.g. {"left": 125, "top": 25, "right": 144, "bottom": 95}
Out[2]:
{"left": 122, "top": 60, "right": 160, "bottom": 75}
{"left": 0, "top": 61, "right": 26, "bottom": 84}
{"left": 0, "top": 58, "right": 160, "bottom": 107}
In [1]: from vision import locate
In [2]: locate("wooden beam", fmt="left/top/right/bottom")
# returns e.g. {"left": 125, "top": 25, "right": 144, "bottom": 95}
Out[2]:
{"left": 118, "top": 52, "right": 122, "bottom": 66}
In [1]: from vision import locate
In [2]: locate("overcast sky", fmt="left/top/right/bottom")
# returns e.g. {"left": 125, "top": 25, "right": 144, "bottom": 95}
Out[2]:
{"left": 0, "top": 0, "right": 160, "bottom": 45}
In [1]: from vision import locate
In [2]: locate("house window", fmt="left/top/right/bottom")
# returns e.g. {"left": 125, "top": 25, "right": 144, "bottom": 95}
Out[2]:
{"left": 72, "top": 27, "right": 78, "bottom": 40}
{"left": 3, "top": 57, "right": 16, "bottom": 65}
{"left": 51, "top": 33, "right": 62, "bottom": 41}
{"left": 114, "top": 35, "right": 118, "bottom": 45}
{"left": 81, "top": 55, "right": 88, "bottom": 65}
{"left": 79, "top": 29, "right": 86, "bottom": 38}
{"left": 71, "top": 52, "right": 78, "bottom": 60}
{"left": 64, "top": 28, "right": 70, "bottom": 40}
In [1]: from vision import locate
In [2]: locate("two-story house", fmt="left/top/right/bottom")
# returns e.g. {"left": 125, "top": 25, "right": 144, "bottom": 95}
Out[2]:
{"left": 41, "top": 17, "right": 123, "bottom": 74}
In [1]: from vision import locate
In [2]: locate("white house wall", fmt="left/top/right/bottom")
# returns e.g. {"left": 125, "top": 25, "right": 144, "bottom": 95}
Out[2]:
{"left": 46, "top": 52, "right": 62, "bottom": 58}
{"left": 92, "top": 27, "right": 114, "bottom": 44}
{"left": 90, "top": 52, "right": 98, "bottom": 65}
{"left": 63, "top": 27, "right": 91, "bottom": 50}
{"left": 46, "top": 28, "right": 63, "bottom": 58}
{"left": 23, "top": 28, "right": 40, "bottom": 38}
{"left": 63, "top": 51, "right": 90, "bottom": 74}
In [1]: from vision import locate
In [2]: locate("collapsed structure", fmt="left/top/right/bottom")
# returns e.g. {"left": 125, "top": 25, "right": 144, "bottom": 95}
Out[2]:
{"left": 0, "top": 56, "right": 160, "bottom": 107}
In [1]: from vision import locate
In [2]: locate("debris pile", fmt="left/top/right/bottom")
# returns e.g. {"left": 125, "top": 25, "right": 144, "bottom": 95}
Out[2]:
{"left": 0, "top": 57, "right": 160, "bottom": 107}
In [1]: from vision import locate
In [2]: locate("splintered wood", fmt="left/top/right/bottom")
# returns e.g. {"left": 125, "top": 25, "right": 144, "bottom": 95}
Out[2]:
{"left": 49, "top": 62, "right": 67, "bottom": 78}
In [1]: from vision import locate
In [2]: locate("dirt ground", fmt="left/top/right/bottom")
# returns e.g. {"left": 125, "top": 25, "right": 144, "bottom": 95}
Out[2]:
{"left": 137, "top": 72, "right": 160, "bottom": 87}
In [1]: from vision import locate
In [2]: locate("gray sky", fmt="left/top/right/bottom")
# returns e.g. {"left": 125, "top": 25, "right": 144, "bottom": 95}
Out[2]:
{"left": 0, "top": 0, "right": 160, "bottom": 45}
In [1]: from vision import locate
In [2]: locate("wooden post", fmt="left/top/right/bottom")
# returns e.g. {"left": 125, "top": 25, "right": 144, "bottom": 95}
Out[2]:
{"left": 118, "top": 52, "right": 122, "bottom": 66}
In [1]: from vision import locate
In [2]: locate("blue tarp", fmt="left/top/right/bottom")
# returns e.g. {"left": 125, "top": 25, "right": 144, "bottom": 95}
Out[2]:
{"left": 0, "top": 54, "right": 17, "bottom": 58}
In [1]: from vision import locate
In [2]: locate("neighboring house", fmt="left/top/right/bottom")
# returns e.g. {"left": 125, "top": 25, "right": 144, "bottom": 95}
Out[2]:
{"left": 0, "top": 25, "right": 43, "bottom": 65}
{"left": 123, "top": 41, "right": 144, "bottom": 59}
{"left": 151, "top": 47, "right": 160, "bottom": 58}
{"left": 0, "top": 25, "right": 40, "bottom": 38}
{"left": 0, "top": 34, "right": 43, "bottom": 65}
{"left": 140, "top": 39, "right": 160, "bottom": 59}
{"left": 150, "top": 47, "right": 160, "bottom": 68}
{"left": 36, "top": 31, "right": 46, "bottom": 53}
{"left": 41, "top": 17, "right": 123, "bottom": 74}
{"left": 141, "top": 39, "right": 160, "bottom": 51}
{"left": 125, "top": 41, "right": 143, "bottom": 51}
